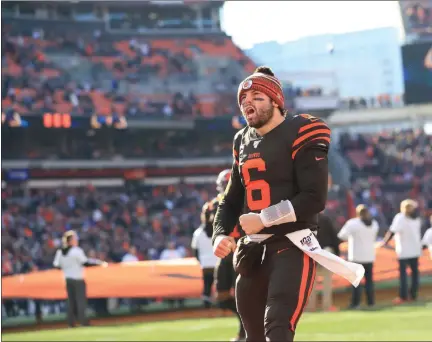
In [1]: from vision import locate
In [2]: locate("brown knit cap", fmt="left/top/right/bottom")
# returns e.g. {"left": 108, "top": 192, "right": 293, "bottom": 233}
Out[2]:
{"left": 237, "top": 66, "right": 284, "bottom": 109}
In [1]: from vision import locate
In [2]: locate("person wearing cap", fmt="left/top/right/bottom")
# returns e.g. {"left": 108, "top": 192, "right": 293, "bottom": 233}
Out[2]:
{"left": 338, "top": 205, "right": 379, "bottom": 309}
{"left": 212, "top": 66, "right": 331, "bottom": 341}
{"left": 379, "top": 199, "right": 423, "bottom": 303}
{"left": 53, "top": 230, "right": 107, "bottom": 327}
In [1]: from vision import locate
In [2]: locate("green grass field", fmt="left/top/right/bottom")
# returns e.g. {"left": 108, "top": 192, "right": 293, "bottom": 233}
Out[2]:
{"left": 3, "top": 302, "right": 432, "bottom": 341}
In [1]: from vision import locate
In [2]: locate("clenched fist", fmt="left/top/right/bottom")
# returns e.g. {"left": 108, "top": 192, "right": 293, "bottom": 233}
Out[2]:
{"left": 213, "top": 235, "right": 237, "bottom": 258}
{"left": 239, "top": 212, "right": 265, "bottom": 235}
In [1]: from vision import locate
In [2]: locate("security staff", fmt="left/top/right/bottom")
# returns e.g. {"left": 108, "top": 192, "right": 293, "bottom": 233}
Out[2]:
{"left": 53, "top": 230, "right": 107, "bottom": 327}
{"left": 338, "top": 205, "right": 379, "bottom": 308}
{"left": 380, "top": 199, "right": 422, "bottom": 303}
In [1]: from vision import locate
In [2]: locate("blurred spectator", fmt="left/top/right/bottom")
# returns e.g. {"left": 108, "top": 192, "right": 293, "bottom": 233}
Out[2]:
{"left": 160, "top": 241, "right": 184, "bottom": 260}
{"left": 122, "top": 246, "right": 139, "bottom": 263}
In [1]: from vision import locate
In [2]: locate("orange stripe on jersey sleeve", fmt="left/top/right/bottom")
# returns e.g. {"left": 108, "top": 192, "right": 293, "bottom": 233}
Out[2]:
{"left": 298, "top": 121, "right": 328, "bottom": 133}
{"left": 293, "top": 128, "right": 331, "bottom": 148}
{"left": 292, "top": 136, "right": 330, "bottom": 159}
{"left": 291, "top": 122, "right": 331, "bottom": 160}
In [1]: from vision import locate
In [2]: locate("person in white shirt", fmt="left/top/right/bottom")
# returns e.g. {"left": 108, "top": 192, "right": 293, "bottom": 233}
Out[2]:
{"left": 192, "top": 204, "right": 219, "bottom": 309}
{"left": 379, "top": 199, "right": 422, "bottom": 303}
{"left": 122, "top": 246, "right": 139, "bottom": 263}
{"left": 53, "top": 230, "right": 107, "bottom": 327}
{"left": 421, "top": 215, "right": 432, "bottom": 260}
{"left": 338, "top": 205, "right": 379, "bottom": 308}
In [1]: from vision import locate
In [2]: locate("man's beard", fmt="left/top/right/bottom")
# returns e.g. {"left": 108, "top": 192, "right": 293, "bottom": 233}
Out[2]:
{"left": 246, "top": 105, "right": 274, "bottom": 129}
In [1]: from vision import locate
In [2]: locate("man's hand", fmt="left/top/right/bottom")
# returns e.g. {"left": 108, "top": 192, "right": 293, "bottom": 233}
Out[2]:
{"left": 239, "top": 213, "right": 265, "bottom": 235}
{"left": 213, "top": 235, "right": 237, "bottom": 258}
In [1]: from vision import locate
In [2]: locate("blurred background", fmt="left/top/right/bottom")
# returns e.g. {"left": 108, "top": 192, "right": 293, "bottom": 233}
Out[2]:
{"left": 1, "top": 0, "right": 432, "bottom": 340}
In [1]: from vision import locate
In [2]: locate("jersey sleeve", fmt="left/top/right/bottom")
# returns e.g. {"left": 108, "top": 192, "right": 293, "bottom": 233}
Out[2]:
{"left": 212, "top": 131, "right": 245, "bottom": 245}
{"left": 291, "top": 115, "right": 331, "bottom": 160}
{"left": 290, "top": 115, "right": 331, "bottom": 219}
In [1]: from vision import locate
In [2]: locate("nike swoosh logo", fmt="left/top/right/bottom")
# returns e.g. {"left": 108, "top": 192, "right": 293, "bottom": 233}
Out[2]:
{"left": 277, "top": 248, "right": 290, "bottom": 254}
{"left": 315, "top": 157, "right": 325, "bottom": 161}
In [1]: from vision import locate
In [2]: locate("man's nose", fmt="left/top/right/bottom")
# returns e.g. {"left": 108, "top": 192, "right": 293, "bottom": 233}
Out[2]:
{"left": 242, "top": 98, "right": 252, "bottom": 107}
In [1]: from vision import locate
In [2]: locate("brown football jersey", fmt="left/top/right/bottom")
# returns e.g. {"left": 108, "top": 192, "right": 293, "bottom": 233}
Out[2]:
{"left": 214, "top": 114, "right": 331, "bottom": 240}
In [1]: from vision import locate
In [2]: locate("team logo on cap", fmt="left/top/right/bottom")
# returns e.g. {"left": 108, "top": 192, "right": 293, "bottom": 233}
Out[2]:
{"left": 242, "top": 79, "right": 253, "bottom": 90}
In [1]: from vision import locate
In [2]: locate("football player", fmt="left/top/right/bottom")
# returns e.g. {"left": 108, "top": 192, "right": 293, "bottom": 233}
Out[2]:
{"left": 213, "top": 66, "right": 331, "bottom": 341}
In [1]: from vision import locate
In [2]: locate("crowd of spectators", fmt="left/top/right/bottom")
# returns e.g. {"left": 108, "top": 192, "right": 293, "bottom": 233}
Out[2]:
{"left": 339, "top": 94, "right": 405, "bottom": 111}
{"left": 1, "top": 183, "right": 216, "bottom": 276}
{"left": 1, "top": 15, "right": 337, "bottom": 123}
{"left": 1, "top": 19, "right": 256, "bottom": 120}
{"left": 1, "top": 182, "right": 217, "bottom": 317}
{"left": 2, "top": 128, "right": 431, "bottom": 318}
{"left": 2, "top": 129, "right": 430, "bottom": 273}
{"left": 339, "top": 128, "right": 432, "bottom": 234}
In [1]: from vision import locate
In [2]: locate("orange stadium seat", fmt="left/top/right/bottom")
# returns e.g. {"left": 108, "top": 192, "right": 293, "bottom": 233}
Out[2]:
{"left": 2, "top": 20, "right": 255, "bottom": 118}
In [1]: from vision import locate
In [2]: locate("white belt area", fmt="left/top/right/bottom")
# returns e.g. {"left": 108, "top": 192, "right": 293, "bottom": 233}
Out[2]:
{"left": 245, "top": 230, "right": 365, "bottom": 287}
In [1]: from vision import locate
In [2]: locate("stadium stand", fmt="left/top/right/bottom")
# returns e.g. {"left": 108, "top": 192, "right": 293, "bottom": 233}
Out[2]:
{"left": 1, "top": 0, "right": 431, "bottom": 328}
{"left": 2, "top": 14, "right": 256, "bottom": 119}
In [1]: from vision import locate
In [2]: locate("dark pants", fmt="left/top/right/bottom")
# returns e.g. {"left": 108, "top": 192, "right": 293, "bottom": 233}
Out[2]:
{"left": 202, "top": 267, "right": 215, "bottom": 308}
{"left": 236, "top": 240, "right": 316, "bottom": 342}
{"left": 215, "top": 253, "right": 236, "bottom": 294}
{"left": 398, "top": 257, "right": 419, "bottom": 300}
{"left": 215, "top": 253, "right": 245, "bottom": 340}
{"left": 66, "top": 278, "right": 88, "bottom": 327}
{"left": 351, "top": 262, "right": 374, "bottom": 307}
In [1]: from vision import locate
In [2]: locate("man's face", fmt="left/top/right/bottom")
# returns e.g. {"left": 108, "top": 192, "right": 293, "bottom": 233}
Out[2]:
{"left": 361, "top": 210, "right": 371, "bottom": 221}
{"left": 405, "top": 204, "right": 415, "bottom": 215}
{"left": 240, "top": 90, "right": 275, "bottom": 129}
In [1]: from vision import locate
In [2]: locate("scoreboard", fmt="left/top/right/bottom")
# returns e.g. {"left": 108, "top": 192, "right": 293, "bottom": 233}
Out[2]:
{"left": 2, "top": 112, "right": 127, "bottom": 129}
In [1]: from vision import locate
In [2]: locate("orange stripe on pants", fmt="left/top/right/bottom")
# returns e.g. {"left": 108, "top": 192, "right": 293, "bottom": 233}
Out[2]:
{"left": 290, "top": 254, "right": 315, "bottom": 331}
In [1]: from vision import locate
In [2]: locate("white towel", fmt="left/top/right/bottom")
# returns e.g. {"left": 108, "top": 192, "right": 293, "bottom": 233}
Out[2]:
{"left": 248, "top": 229, "right": 365, "bottom": 287}
{"left": 286, "top": 229, "right": 365, "bottom": 287}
